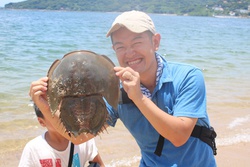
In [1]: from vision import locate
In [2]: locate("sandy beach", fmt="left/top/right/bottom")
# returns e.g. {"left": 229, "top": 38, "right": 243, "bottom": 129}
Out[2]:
{"left": 1, "top": 119, "right": 250, "bottom": 167}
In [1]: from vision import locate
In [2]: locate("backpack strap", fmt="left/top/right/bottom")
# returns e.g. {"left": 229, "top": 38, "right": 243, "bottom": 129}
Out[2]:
{"left": 154, "top": 135, "right": 165, "bottom": 156}
{"left": 154, "top": 125, "right": 217, "bottom": 157}
{"left": 119, "top": 88, "right": 133, "bottom": 104}
{"left": 68, "top": 142, "right": 74, "bottom": 167}
{"left": 191, "top": 125, "right": 217, "bottom": 155}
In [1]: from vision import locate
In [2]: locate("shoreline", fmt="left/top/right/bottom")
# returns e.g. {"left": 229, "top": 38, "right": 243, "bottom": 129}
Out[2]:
{"left": 2, "top": 120, "right": 250, "bottom": 167}
{"left": 0, "top": 9, "right": 249, "bottom": 19}
{"left": 1, "top": 143, "right": 250, "bottom": 167}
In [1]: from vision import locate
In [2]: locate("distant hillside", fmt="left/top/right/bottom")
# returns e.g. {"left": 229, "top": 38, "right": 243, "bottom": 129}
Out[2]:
{"left": 5, "top": 0, "right": 250, "bottom": 16}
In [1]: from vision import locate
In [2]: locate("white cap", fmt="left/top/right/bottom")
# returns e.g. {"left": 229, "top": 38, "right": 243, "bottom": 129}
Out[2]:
{"left": 106, "top": 10, "right": 156, "bottom": 37}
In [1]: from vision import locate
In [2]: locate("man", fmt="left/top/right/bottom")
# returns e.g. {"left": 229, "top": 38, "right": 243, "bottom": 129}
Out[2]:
{"left": 30, "top": 10, "right": 216, "bottom": 167}
{"left": 105, "top": 10, "right": 217, "bottom": 166}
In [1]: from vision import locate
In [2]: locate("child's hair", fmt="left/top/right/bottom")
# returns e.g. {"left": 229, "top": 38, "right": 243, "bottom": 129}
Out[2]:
{"left": 33, "top": 103, "right": 44, "bottom": 119}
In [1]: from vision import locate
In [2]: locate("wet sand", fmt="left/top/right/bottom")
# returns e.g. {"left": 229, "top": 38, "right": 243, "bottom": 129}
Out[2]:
{"left": 2, "top": 119, "right": 250, "bottom": 167}
{"left": 216, "top": 142, "right": 250, "bottom": 167}
{"left": 0, "top": 138, "right": 31, "bottom": 167}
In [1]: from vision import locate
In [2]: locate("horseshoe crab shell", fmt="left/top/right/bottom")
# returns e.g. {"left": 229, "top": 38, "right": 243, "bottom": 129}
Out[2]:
{"left": 47, "top": 50, "right": 119, "bottom": 137}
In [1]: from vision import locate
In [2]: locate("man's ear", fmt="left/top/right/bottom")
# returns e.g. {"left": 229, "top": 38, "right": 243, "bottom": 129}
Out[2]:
{"left": 153, "top": 33, "right": 161, "bottom": 51}
{"left": 38, "top": 118, "right": 46, "bottom": 127}
{"left": 112, "top": 45, "right": 116, "bottom": 52}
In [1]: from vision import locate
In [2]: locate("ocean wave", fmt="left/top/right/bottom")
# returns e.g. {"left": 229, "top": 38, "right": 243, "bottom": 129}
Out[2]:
{"left": 106, "top": 155, "right": 141, "bottom": 167}
{"left": 217, "top": 133, "right": 250, "bottom": 146}
{"left": 228, "top": 116, "right": 250, "bottom": 129}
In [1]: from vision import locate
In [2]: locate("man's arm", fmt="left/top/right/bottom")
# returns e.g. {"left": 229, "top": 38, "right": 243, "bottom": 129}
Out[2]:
{"left": 134, "top": 96, "right": 197, "bottom": 147}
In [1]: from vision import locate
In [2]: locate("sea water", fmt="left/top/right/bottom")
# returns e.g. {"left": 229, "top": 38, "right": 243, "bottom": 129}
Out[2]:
{"left": 0, "top": 9, "right": 249, "bottom": 166}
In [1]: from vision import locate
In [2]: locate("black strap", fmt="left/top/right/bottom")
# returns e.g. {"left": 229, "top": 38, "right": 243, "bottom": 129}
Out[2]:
{"left": 154, "top": 135, "right": 165, "bottom": 156}
{"left": 120, "top": 88, "right": 133, "bottom": 104}
{"left": 68, "top": 142, "right": 74, "bottom": 167}
{"left": 191, "top": 125, "right": 217, "bottom": 155}
{"left": 88, "top": 162, "right": 101, "bottom": 167}
{"left": 154, "top": 125, "right": 217, "bottom": 157}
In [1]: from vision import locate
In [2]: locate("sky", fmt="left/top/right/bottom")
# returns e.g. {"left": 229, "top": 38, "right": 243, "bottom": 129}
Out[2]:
{"left": 0, "top": 0, "right": 25, "bottom": 7}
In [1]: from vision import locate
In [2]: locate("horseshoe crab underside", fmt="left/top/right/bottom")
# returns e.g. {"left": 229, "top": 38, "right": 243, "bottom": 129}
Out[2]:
{"left": 47, "top": 50, "right": 119, "bottom": 137}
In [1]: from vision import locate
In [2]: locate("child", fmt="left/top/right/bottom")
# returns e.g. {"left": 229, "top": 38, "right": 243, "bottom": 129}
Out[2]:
{"left": 18, "top": 103, "right": 104, "bottom": 167}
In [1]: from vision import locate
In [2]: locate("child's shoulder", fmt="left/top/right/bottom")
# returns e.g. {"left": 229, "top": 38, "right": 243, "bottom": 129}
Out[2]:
{"left": 23, "top": 134, "right": 46, "bottom": 151}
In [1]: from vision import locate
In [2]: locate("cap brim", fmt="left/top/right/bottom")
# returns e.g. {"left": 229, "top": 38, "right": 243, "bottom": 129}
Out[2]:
{"left": 106, "top": 23, "right": 122, "bottom": 37}
{"left": 106, "top": 23, "right": 149, "bottom": 37}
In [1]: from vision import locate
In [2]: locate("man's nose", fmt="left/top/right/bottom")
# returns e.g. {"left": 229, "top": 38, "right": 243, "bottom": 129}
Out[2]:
{"left": 125, "top": 47, "right": 135, "bottom": 58}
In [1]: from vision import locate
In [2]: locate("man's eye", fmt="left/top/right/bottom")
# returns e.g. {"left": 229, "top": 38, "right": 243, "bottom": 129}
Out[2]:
{"left": 133, "top": 42, "right": 141, "bottom": 47}
{"left": 116, "top": 46, "right": 124, "bottom": 51}
{"left": 134, "top": 41, "right": 142, "bottom": 45}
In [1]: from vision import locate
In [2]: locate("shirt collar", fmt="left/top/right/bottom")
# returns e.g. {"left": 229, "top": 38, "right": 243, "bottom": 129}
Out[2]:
{"left": 140, "top": 53, "right": 164, "bottom": 99}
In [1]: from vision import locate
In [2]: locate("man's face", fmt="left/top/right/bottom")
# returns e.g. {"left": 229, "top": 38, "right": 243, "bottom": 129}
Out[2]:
{"left": 112, "top": 27, "right": 160, "bottom": 76}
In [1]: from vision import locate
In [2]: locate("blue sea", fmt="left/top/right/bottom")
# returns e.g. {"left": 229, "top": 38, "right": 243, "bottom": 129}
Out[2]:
{"left": 0, "top": 9, "right": 250, "bottom": 166}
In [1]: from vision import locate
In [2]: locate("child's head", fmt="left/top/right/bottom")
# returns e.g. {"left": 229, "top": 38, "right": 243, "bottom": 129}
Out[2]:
{"left": 33, "top": 102, "right": 61, "bottom": 134}
{"left": 33, "top": 103, "right": 49, "bottom": 129}
{"left": 33, "top": 102, "right": 68, "bottom": 143}
{"left": 33, "top": 103, "right": 44, "bottom": 119}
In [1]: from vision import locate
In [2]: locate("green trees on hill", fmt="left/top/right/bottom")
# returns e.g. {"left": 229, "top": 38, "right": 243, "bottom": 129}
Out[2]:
{"left": 5, "top": 0, "right": 250, "bottom": 16}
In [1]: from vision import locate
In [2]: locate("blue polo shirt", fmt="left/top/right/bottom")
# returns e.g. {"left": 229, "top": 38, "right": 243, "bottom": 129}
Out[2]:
{"left": 107, "top": 54, "right": 216, "bottom": 167}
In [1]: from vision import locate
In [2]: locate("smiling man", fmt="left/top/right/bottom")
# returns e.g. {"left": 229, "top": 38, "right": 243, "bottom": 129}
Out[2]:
{"left": 106, "top": 10, "right": 217, "bottom": 167}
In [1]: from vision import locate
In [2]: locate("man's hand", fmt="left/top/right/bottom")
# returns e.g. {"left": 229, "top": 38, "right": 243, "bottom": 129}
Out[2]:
{"left": 114, "top": 66, "right": 143, "bottom": 102}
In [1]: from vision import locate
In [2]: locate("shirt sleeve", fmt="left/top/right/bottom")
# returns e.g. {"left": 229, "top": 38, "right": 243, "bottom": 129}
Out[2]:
{"left": 87, "top": 138, "right": 98, "bottom": 161}
{"left": 18, "top": 142, "right": 36, "bottom": 167}
{"left": 173, "top": 68, "right": 207, "bottom": 119}
{"left": 78, "top": 138, "right": 99, "bottom": 164}
{"left": 105, "top": 98, "right": 119, "bottom": 127}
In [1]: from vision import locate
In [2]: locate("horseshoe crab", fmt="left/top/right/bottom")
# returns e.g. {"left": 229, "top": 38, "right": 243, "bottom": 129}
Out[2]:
{"left": 47, "top": 50, "right": 119, "bottom": 137}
